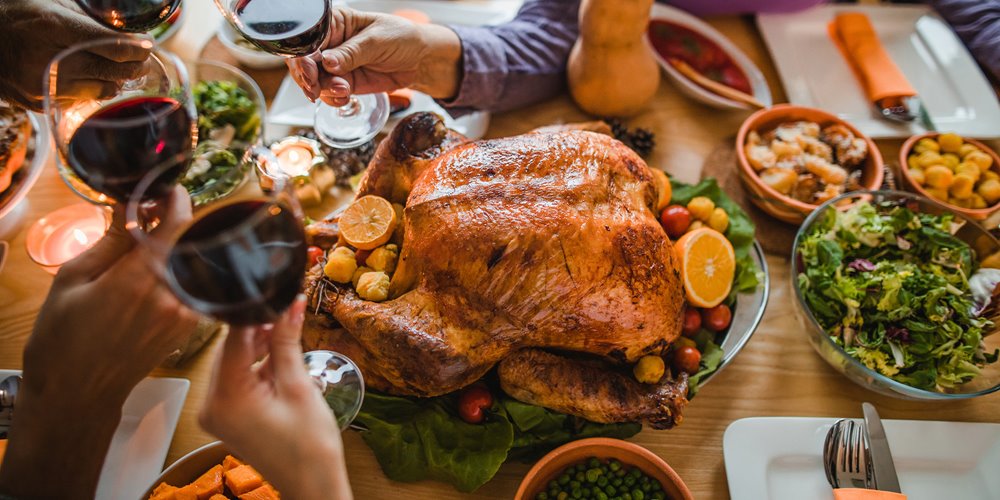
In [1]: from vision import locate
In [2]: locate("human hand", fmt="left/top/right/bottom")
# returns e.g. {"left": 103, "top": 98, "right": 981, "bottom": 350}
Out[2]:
{"left": 200, "top": 296, "right": 353, "bottom": 500}
{"left": 0, "top": 0, "right": 150, "bottom": 109}
{"left": 287, "top": 7, "right": 461, "bottom": 107}
{"left": 24, "top": 186, "right": 200, "bottom": 408}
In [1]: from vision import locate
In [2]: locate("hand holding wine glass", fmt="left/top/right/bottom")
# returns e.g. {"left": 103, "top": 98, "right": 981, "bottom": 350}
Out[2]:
{"left": 0, "top": 0, "right": 148, "bottom": 109}
{"left": 200, "top": 296, "right": 354, "bottom": 500}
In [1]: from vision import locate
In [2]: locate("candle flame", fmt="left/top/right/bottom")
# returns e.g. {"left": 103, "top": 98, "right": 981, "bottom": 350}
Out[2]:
{"left": 72, "top": 228, "right": 89, "bottom": 245}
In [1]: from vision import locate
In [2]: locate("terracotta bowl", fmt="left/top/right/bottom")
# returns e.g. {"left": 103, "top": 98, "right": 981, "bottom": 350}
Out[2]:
{"left": 735, "top": 104, "right": 884, "bottom": 225}
{"left": 514, "top": 438, "right": 693, "bottom": 500}
{"left": 898, "top": 133, "right": 1000, "bottom": 221}
{"left": 141, "top": 441, "right": 231, "bottom": 498}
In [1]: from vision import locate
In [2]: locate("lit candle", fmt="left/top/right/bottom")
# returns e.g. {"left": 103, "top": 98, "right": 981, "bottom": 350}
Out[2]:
{"left": 25, "top": 203, "right": 110, "bottom": 274}
{"left": 275, "top": 145, "right": 316, "bottom": 177}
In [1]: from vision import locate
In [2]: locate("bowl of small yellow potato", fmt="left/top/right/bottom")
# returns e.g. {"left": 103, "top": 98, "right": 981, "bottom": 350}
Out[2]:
{"left": 900, "top": 132, "right": 1000, "bottom": 220}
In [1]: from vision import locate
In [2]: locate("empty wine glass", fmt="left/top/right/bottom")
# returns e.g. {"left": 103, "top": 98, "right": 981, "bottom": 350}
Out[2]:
{"left": 44, "top": 38, "right": 196, "bottom": 206}
{"left": 213, "top": 0, "right": 390, "bottom": 148}
{"left": 127, "top": 152, "right": 364, "bottom": 428}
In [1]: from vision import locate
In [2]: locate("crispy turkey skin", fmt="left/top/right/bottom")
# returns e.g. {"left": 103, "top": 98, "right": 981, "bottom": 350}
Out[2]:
{"left": 304, "top": 113, "right": 688, "bottom": 428}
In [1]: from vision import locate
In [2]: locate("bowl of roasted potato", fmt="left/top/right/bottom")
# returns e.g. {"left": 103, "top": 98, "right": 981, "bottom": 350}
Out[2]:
{"left": 735, "top": 104, "right": 884, "bottom": 224}
{"left": 899, "top": 132, "right": 1000, "bottom": 220}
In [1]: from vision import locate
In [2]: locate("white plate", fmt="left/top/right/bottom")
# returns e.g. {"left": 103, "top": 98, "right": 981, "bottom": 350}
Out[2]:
{"left": 342, "top": 0, "right": 521, "bottom": 26}
{"left": 648, "top": 4, "right": 772, "bottom": 110}
{"left": 757, "top": 5, "right": 1000, "bottom": 139}
{"left": 0, "top": 370, "right": 189, "bottom": 500}
{"left": 724, "top": 417, "right": 1000, "bottom": 500}
{"left": 0, "top": 113, "right": 51, "bottom": 238}
{"left": 268, "top": 77, "right": 491, "bottom": 141}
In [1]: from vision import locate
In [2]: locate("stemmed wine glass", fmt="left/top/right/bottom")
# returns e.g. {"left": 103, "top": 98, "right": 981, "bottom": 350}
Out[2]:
{"left": 213, "top": 0, "right": 390, "bottom": 148}
{"left": 44, "top": 38, "right": 197, "bottom": 206}
{"left": 74, "top": 0, "right": 183, "bottom": 33}
{"left": 126, "top": 152, "right": 364, "bottom": 429}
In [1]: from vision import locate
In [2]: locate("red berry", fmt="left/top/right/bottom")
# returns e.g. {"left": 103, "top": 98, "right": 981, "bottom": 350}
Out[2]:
{"left": 457, "top": 384, "right": 493, "bottom": 424}
{"left": 682, "top": 308, "right": 701, "bottom": 337}
{"left": 307, "top": 246, "right": 325, "bottom": 268}
{"left": 355, "top": 248, "right": 373, "bottom": 267}
{"left": 702, "top": 304, "right": 732, "bottom": 332}
{"left": 660, "top": 205, "right": 691, "bottom": 238}
{"left": 673, "top": 346, "right": 702, "bottom": 375}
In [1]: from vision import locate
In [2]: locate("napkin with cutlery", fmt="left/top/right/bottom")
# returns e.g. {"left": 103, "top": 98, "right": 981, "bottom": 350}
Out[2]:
{"left": 834, "top": 488, "right": 907, "bottom": 499}
{"left": 828, "top": 12, "right": 916, "bottom": 104}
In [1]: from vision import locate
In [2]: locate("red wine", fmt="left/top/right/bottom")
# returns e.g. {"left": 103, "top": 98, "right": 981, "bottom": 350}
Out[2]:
{"left": 75, "top": 0, "right": 182, "bottom": 33}
{"left": 166, "top": 199, "right": 307, "bottom": 325}
{"left": 235, "top": 0, "right": 329, "bottom": 57}
{"left": 66, "top": 96, "right": 195, "bottom": 202}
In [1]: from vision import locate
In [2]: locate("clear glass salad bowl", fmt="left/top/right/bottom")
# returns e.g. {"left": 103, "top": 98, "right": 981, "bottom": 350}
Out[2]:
{"left": 791, "top": 190, "right": 1000, "bottom": 400}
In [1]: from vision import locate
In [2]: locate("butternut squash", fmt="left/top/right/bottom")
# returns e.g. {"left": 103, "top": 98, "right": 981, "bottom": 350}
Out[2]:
{"left": 568, "top": 0, "right": 660, "bottom": 117}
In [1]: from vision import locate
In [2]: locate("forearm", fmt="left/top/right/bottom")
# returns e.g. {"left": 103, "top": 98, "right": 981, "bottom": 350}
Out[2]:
{"left": 0, "top": 390, "right": 122, "bottom": 498}
{"left": 930, "top": 0, "right": 1000, "bottom": 81}
{"left": 438, "top": 0, "right": 581, "bottom": 113}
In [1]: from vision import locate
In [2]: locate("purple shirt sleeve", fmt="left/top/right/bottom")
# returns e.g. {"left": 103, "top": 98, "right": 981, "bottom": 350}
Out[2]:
{"left": 930, "top": 0, "right": 1000, "bottom": 81}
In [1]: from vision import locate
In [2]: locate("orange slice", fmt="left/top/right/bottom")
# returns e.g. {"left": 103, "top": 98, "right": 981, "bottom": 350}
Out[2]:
{"left": 650, "top": 168, "right": 672, "bottom": 211}
{"left": 673, "top": 227, "right": 735, "bottom": 308}
{"left": 340, "top": 195, "right": 398, "bottom": 250}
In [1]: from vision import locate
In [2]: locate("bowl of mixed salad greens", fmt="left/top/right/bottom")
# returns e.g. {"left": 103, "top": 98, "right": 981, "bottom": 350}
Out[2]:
{"left": 793, "top": 190, "right": 1000, "bottom": 399}
{"left": 185, "top": 60, "right": 265, "bottom": 205}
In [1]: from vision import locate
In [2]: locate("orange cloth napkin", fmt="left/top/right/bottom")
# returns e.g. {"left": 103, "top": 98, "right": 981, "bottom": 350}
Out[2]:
{"left": 828, "top": 12, "right": 916, "bottom": 103}
{"left": 834, "top": 488, "right": 907, "bottom": 500}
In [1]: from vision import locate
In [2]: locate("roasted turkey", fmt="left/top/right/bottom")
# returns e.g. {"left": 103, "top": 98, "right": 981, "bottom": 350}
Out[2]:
{"left": 304, "top": 113, "right": 689, "bottom": 428}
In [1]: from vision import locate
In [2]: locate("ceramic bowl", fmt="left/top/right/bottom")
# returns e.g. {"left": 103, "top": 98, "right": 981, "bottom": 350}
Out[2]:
{"left": 735, "top": 104, "right": 884, "bottom": 224}
{"left": 898, "top": 132, "right": 1000, "bottom": 221}
{"left": 141, "top": 441, "right": 231, "bottom": 498}
{"left": 514, "top": 438, "right": 693, "bottom": 500}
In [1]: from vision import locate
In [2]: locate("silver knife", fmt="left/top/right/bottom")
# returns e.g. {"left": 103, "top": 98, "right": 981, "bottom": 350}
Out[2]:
{"left": 862, "top": 402, "right": 902, "bottom": 493}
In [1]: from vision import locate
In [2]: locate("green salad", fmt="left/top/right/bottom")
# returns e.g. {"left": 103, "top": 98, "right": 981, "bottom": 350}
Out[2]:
{"left": 797, "top": 200, "right": 998, "bottom": 390}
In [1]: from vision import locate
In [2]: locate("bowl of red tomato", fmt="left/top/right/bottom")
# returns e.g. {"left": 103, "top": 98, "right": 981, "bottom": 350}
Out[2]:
{"left": 647, "top": 4, "right": 772, "bottom": 110}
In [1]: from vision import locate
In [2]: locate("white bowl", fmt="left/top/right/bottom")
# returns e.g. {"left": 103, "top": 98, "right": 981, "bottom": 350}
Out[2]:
{"left": 217, "top": 21, "right": 286, "bottom": 70}
{"left": 647, "top": 4, "right": 772, "bottom": 110}
{"left": 141, "top": 441, "right": 231, "bottom": 498}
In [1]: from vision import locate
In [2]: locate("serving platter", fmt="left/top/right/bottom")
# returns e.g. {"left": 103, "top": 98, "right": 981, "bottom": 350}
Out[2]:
{"left": 0, "top": 370, "right": 190, "bottom": 500}
{"left": 757, "top": 4, "right": 1000, "bottom": 139}
{"left": 0, "top": 113, "right": 50, "bottom": 238}
{"left": 724, "top": 417, "right": 1000, "bottom": 500}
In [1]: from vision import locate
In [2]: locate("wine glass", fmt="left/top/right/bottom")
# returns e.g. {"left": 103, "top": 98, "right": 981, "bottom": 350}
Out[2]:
{"left": 126, "top": 152, "right": 364, "bottom": 428}
{"left": 75, "top": 0, "right": 183, "bottom": 33}
{"left": 43, "top": 38, "right": 197, "bottom": 206}
{"left": 213, "top": 0, "right": 390, "bottom": 148}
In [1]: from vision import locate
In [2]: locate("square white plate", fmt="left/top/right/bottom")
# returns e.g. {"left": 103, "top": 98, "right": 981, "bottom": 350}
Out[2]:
{"left": 0, "top": 370, "right": 189, "bottom": 500}
{"left": 724, "top": 417, "right": 1000, "bottom": 500}
{"left": 757, "top": 5, "right": 1000, "bottom": 139}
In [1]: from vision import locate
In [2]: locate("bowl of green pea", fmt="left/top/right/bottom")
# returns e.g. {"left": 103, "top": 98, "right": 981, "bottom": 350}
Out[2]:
{"left": 514, "top": 438, "right": 693, "bottom": 500}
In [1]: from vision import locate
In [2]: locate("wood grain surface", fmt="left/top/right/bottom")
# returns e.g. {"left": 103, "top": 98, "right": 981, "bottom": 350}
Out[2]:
{"left": 2, "top": 15, "right": 1000, "bottom": 500}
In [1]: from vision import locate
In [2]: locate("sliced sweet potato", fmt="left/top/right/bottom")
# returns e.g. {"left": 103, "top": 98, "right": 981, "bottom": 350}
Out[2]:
{"left": 148, "top": 482, "right": 179, "bottom": 500}
{"left": 238, "top": 483, "right": 281, "bottom": 500}
{"left": 222, "top": 454, "right": 244, "bottom": 472}
{"left": 224, "top": 464, "right": 263, "bottom": 495}
{"left": 208, "top": 495, "right": 228, "bottom": 500}
{"left": 173, "top": 483, "right": 200, "bottom": 500}
{"left": 191, "top": 464, "right": 224, "bottom": 499}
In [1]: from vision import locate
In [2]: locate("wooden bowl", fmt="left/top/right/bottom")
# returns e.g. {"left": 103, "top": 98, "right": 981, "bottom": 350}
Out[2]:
{"left": 735, "top": 104, "right": 884, "bottom": 225}
{"left": 514, "top": 438, "right": 693, "bottom": 500}
{"left": 898, "top": 133, "right": 1000, "bottom": 220}
{"left": 140, "top": 441, "right": 230, "bottom": 498}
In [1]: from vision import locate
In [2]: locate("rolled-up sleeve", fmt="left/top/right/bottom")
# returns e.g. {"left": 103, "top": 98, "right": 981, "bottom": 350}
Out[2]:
{"left": 931, "top": 0, "right": 1000, "bottom": 81}
{"left": 440, "top": 0, "right": 581, "bottom": 113}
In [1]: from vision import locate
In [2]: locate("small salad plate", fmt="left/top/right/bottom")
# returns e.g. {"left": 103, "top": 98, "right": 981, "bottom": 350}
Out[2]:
{"left": 648, "top": 4, "right": 772, "bottom": 111}
{"left": 757, "top": 4, "right": 1000, "bottom": 138}
{"left": 0, "top": 370, "right": 190, "bottom": 500}
{"left": 724, "top": 417, "right": 1000, "bottom": 500}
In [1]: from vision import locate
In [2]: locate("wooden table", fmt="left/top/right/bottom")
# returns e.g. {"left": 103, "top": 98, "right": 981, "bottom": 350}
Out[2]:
{"left": 3, "top": 15, "right": 1000, "bottom": 500}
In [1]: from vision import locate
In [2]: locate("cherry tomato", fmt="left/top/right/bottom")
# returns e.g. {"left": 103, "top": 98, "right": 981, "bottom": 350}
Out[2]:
{"left": 307, "top": 246, "right": 325, "bottom": 267}
{"left": 457, "top": 384, "right": 493, "bottom": 424}
{"left": 682, "top": 308, "right": 702, "bottom": 337}
{"left": 166, "top": 6, "right": 182, "bottom": 24}
{"left": 660, "top": 205, "right": 691, "bottom": 238}
{"left": 702, "top": 304, "right": 732, "bottom": 332}
{"left": 355, "top": 248, "right": 373, "bottom": 267}
{"left": 673, "top": 346, "right": 702, "bottom": 375}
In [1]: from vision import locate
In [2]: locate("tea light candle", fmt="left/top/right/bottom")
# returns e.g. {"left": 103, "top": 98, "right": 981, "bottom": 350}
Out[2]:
{"left": 25, "top": 203, "right": 110, "bottom": 274}
{"left": 269, "top": 137, "right": 326, "bottom": 178}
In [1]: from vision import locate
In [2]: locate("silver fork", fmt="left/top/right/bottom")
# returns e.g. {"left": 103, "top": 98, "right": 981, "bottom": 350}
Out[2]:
{"left": 823, "top": 419, "right": 845, "bottom": 487}
{"left": 837, "top": 419, "right": 872, "bottom": 488}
